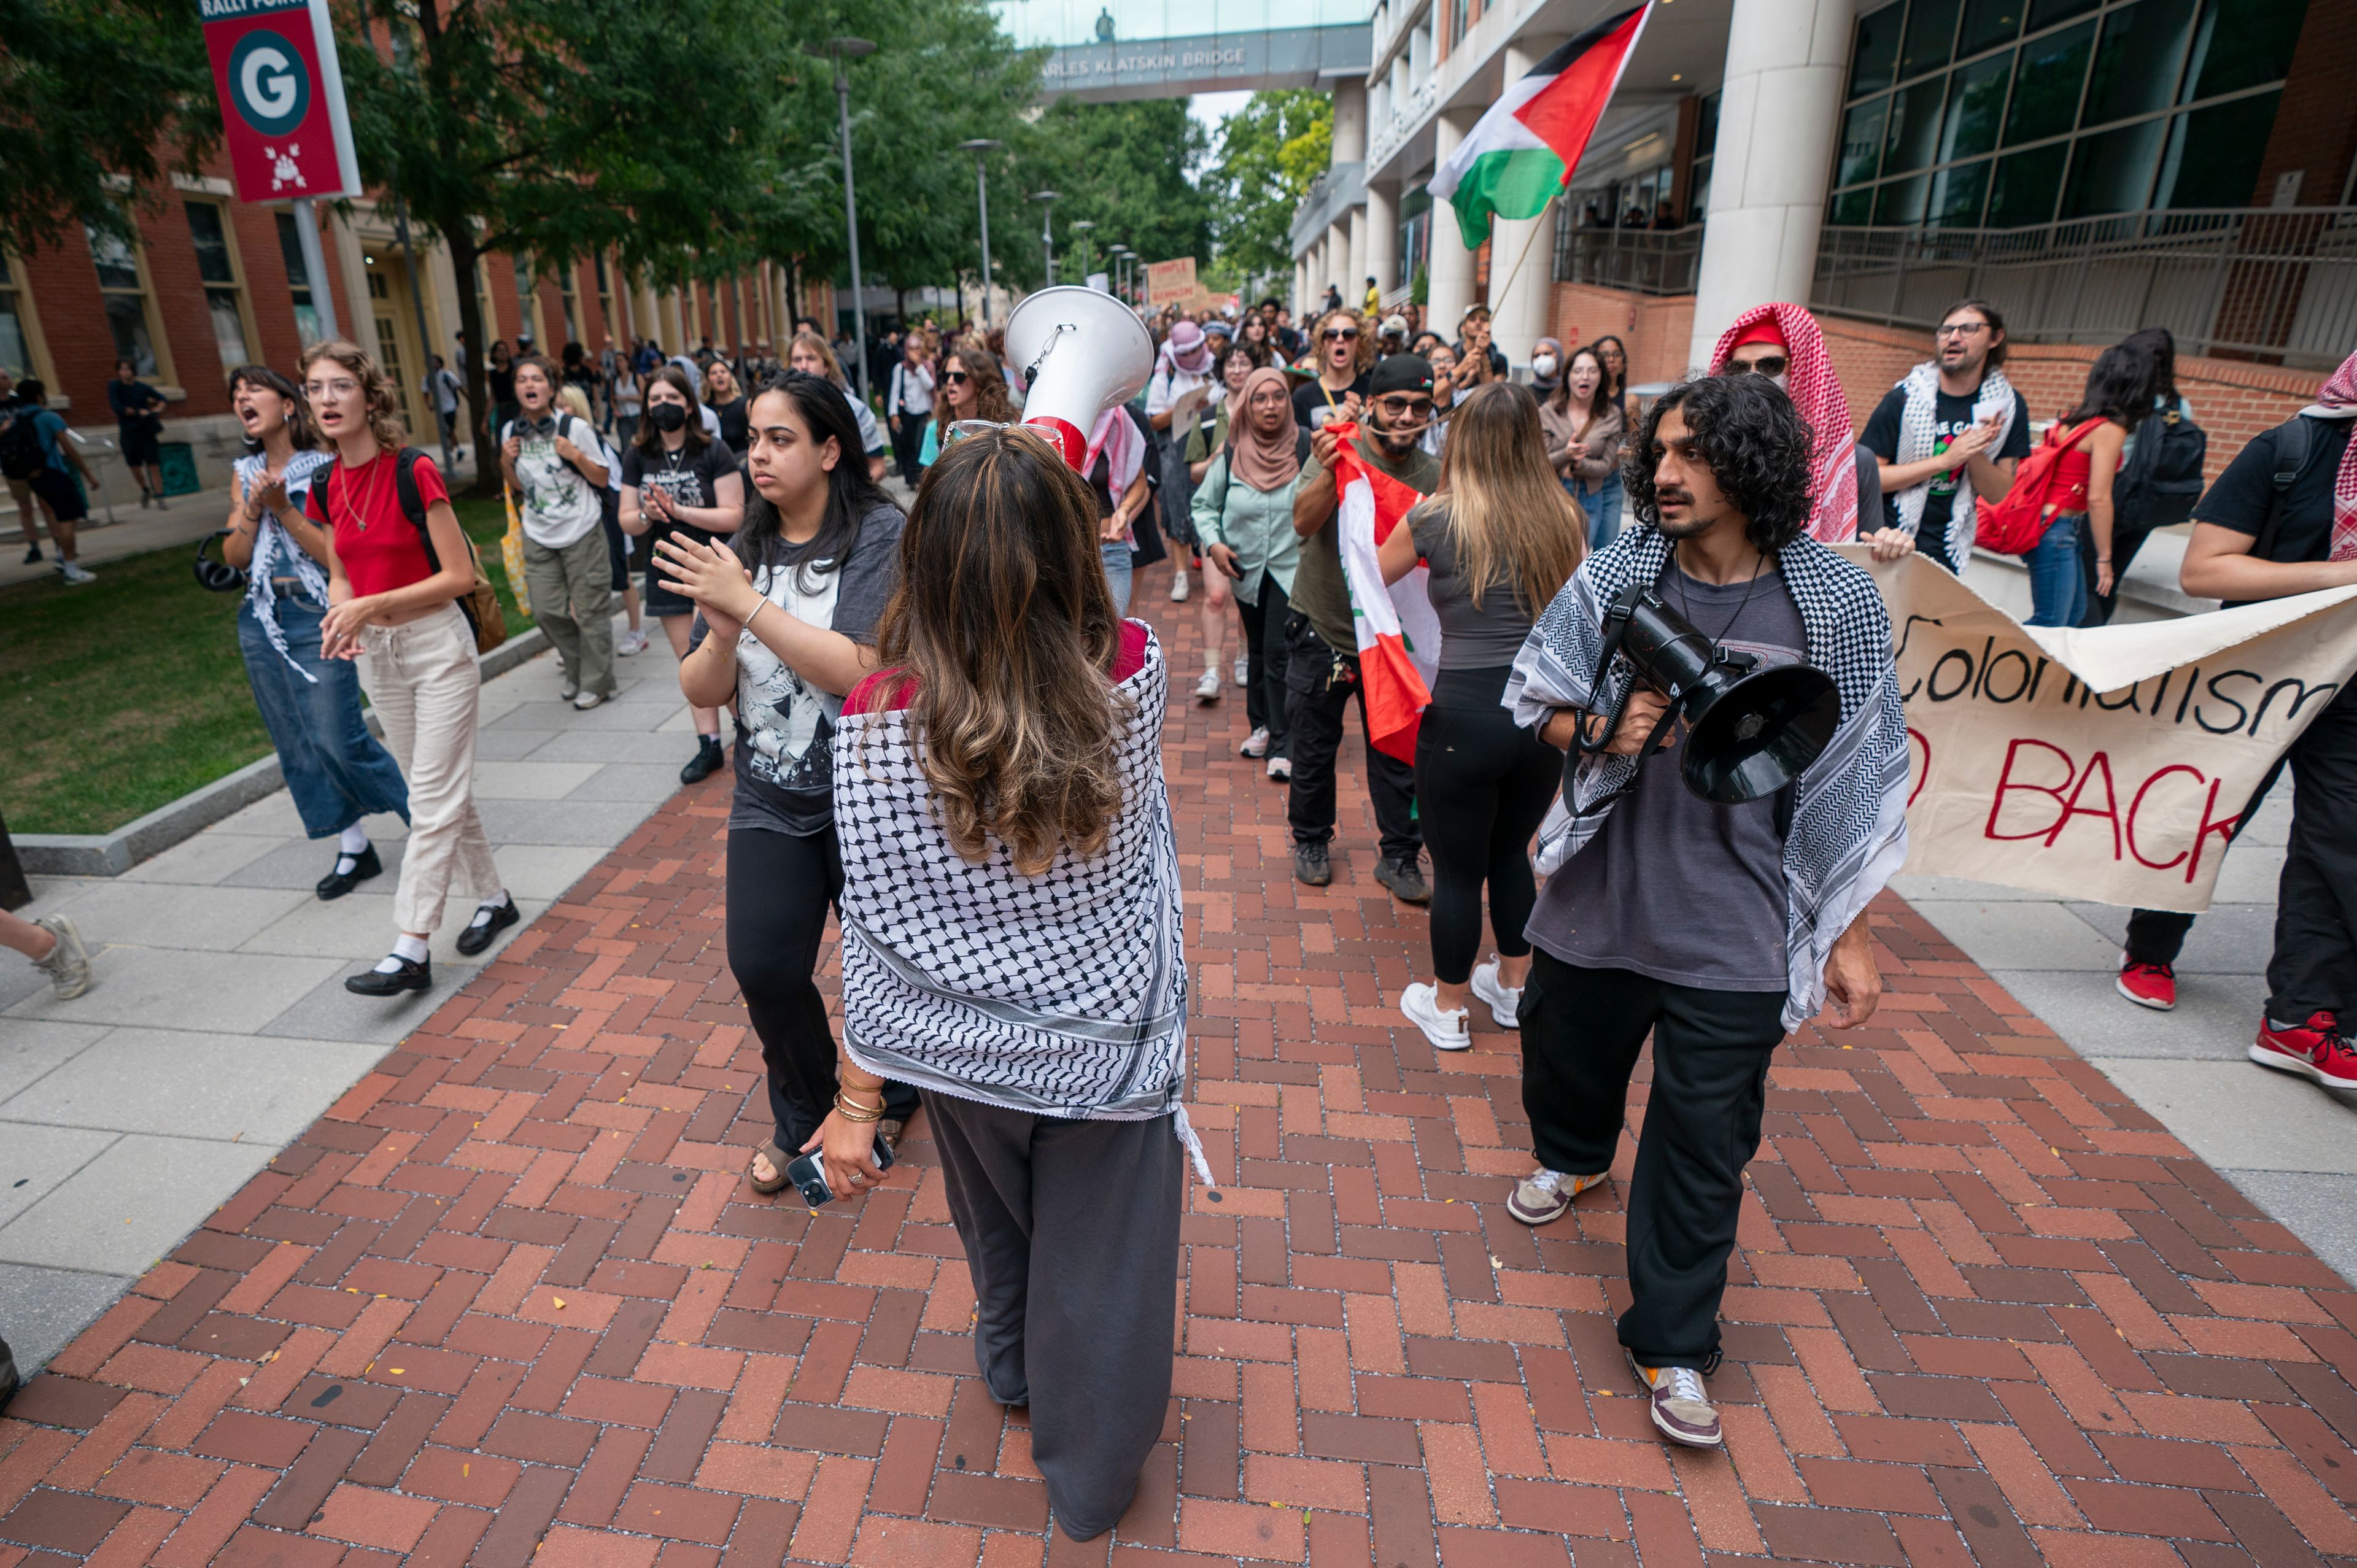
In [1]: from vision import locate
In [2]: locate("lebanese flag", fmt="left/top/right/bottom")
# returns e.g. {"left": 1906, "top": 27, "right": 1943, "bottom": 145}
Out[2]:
{"left": 1329, "top": 422, "right": 1439, "bottom": 762}
{"left": 1429, "top": 5, "right": 1652, "bottom": 246}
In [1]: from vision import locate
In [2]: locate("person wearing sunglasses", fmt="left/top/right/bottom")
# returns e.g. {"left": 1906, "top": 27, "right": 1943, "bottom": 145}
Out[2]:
{"left": 1291, "top": 309, "right": 1374, "bottom": 433}
{"left": 1706, "top": 303, "right": 1879, "bottom": 546}
{"left": 919, "top": 349, "right": 1017, "bottom": 469}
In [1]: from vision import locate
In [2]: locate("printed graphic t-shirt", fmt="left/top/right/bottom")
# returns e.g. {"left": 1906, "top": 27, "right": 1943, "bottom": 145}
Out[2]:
{"left": 504, "top": 413, "right": 603, "bottom": 549}
{"left": 687, "top": 501, "right": 904, "bottom": 836}
{"left": 1862, "top": 381, "right": 2032, "bottom": 567}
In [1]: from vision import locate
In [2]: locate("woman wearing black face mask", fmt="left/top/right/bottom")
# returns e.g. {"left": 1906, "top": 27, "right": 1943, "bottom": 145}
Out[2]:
{"left": 621, "top": 365, "right": 746, "bottom": 783}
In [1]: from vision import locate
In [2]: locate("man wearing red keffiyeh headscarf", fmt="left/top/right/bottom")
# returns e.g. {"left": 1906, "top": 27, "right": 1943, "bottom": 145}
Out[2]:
{"left": 2170, "top": 347, "right": 2357, "bottom": 1091}
{"left": 1706, "top": 304, "right": 1878, "bottom": 544}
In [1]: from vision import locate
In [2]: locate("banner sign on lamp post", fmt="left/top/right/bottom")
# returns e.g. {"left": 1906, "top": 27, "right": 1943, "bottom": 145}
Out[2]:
{"left": 200, "top": 0, "right": 360, "bottom": 203}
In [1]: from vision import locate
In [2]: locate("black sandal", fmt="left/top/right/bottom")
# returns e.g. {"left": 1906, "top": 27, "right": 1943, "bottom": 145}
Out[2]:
{"left": 748, "top": 1140, "right": 792, "bottom": 1195}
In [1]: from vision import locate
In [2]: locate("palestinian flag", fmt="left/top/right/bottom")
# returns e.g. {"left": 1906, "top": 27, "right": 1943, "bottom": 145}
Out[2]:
{"left": 1329, "top": 423, "right": 1440, "bottom": 762}
{"left": 1429, "top": 4, "right": 1652, "bottom": 247}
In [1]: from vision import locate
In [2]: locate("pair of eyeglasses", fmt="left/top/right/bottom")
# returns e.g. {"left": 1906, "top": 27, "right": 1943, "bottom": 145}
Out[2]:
{"left": 1935, "top": 322, "right": 1989, "bottom": 339}
{"left": 1376, "top": 396, "right": 1434, "bottom": 419}
{"left": 1322, "top": 328, "right": 1358, "bottom": 342}
{"left": 943, "top": 371, "right": 970, "bottom": 385}
{"left": 1727, "top": 355, "right": 1787, "bottom": 377}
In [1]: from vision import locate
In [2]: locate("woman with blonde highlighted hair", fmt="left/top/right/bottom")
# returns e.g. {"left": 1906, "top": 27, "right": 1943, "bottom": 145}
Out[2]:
{"left": 810, "top": 427, "right": 1206, "bottom": 1545}
{"left": 1377, "top": 380, "right": 1585, "bottom": 1050}
{"left": 298, "top": 338, "right": 516, "bottom": 996}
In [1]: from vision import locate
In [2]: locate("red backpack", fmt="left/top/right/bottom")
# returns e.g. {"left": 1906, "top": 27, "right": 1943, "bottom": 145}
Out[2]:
{"left": 1975, "top": 417, "right": 2105, "bottom": 556}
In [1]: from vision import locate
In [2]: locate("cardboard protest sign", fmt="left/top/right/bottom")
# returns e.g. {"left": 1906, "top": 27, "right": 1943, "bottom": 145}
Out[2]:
{"left": 1143, "top": 258, "right": 1197, "bottom": 306}
{"left": 1848, "top": 548, "right": 2357, "bottom": 913}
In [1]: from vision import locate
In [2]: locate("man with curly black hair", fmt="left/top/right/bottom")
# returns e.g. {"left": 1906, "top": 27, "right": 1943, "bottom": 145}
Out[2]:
{"left": 1501, "top": 375, "right": 1911, "bottom": 1451}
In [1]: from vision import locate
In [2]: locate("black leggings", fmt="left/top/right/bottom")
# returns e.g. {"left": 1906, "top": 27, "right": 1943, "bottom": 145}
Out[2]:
{"left": 1412, "top": 679, "right": 1562, "bottom": 984}
{"left": 726, "top": 825, "right": 918, "bottom": 1154}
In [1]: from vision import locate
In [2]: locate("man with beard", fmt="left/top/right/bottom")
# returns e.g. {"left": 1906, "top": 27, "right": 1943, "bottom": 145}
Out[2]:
{"left": 1503, "top": 375, "right": 1908, "bottom": 1450}
{"left": 1286, "top": 353, "right": 1440, "bottom": 902}
{"left": 1860, "top": 297, "right": 2029, "bottom": 573}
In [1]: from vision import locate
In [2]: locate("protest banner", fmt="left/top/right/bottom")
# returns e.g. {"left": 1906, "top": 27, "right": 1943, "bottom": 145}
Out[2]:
{"left": 1849, "top": 548, "right": 2357, "bottom": 912}
{"left": 1142, "top": 257, "right": 1197, "bottom": 307}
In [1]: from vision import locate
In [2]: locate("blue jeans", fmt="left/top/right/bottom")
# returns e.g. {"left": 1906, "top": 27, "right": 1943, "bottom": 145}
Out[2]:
{"left": 236, "top": 593, "right": 411, "bottom": 838}
{"left": 1576, "top": 474, "right": 1624, "bottom": 550}
{"left": 2025, "top": 514, "right": 2087, "bottom": 628}
{"left": 1102, "top": 539, "right": 1132, "bottom": 618}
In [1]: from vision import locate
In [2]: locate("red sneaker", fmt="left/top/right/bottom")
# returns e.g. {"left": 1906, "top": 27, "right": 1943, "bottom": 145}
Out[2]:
{"left": 2251, "top": 1013, "right": 2357, "bottom": 1091}
{"left": 2116, "top": 959, "right": 2177, "bottom": 1011}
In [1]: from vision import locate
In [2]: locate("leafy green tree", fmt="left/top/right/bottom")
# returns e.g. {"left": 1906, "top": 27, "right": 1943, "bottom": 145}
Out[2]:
{"left": 1004, "top": 99, "right": 1213, "bottom": 295}
{"left": 0, "top": 0, "right": 212, "bottom": 250}
{"left": 1204, "top": 89, "right": 1331, "bottom": 284}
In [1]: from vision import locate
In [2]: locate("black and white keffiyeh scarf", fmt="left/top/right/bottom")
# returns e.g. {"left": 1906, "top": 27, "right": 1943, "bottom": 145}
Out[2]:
{"left": 235, "top": 449, "right": 335, "bottom": 680}
{"left": 1504, "top": 527, "right": 1911, "bottom": 1029}
{"left": 832, "top": 627, "right": 1210, "bottom": 1181}
{"left": 1891, "top": 360, "right": 2016, "bottom": 570}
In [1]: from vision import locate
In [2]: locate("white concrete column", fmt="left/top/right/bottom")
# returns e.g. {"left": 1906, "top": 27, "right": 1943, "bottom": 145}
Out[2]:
{"left": 1687, "top": 0, "right": 1856, "bottom": 371}
{"left": 1346, "top": 207, "right": 1368, "bottom": 306}
{"left": 1491, "top": 39, "right": 1565, "bottom": 371}
{"left": 1425, "top": 110, "right": 1477, "bottom": 337}
{"left": 1364, "top": 180, "right": 1399, "bottom": 298}
{"left": 1331, "top": 79, "right": 1368, "bottom": 163}
{"left": 1293, "top": 255, "right": 1309, "bottom": 316}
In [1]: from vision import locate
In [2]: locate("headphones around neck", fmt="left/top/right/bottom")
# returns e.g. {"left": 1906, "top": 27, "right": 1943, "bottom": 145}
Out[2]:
{"left": 194, "top": 530, "right": 248, "bottom": 593}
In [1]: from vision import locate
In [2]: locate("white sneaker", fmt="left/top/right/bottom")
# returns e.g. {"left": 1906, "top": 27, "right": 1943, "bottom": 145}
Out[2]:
{"left": 1170, "top": 568, "right": 1191, "bottom": 602}
{"left": 573, "top": 690, "right": 608, "bottom": 710}
{"left": 1266, "top": 755, "right": 1292, "bottom": 781}
{"left": 1471, "top": 958, "right": 1522, "bottom": 1029}
{"left": 616, "top": 628, "right": 649, "bottom": 656}
{"left": 1238, "top": 726, "right": 1269, "bottom": 759}
{"left": 1234, "top": 655, "right": 1250, "bottom": 689}
{"left": 1194, "top": 668, "right": 1222, "bottom": 703}
{"left": 1401, "top": 983, "right": 1471, "bottom": 1051}
{"left": 59, "top": 561, "right": 96, "bottom": 585}
{"left": 1506, "top": 1167, "right": 1608, "bottom": 1225}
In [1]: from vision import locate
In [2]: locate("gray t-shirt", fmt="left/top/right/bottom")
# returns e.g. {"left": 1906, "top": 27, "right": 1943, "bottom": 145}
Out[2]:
{"left": 687, "top": 501, "right": 904, "bottom": 836}
{"left": 1526, "top": 562, "right": 1807, "bottom": 991}
{"left": 1407, "top": 498, "right": 1546, "bottom": 671}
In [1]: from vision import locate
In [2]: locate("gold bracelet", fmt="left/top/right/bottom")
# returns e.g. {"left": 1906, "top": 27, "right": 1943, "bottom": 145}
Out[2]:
{"left": 833, "top": 1092, "right": 884, "bottom": 1124}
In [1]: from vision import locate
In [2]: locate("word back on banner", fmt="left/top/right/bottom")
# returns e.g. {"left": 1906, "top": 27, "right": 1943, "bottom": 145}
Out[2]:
{"left": 200, "top": 0, "right": 360, "bottom": 203}
{"left": 1143, "top": 257, "right": 1198, "bottom": 307}
{"left": 1849, "top": 548, "right": 2357, "bottom": 913}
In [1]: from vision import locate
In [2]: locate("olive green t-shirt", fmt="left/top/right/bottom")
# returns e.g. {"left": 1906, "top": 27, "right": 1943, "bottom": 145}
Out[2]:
{"left": 1290, "top": 437, "right": 1441, "bottom": 653}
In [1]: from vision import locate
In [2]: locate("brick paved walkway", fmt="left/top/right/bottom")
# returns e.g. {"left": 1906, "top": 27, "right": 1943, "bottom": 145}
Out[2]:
{"left": 6, "top": 562, "right": 2357, "bottom": 1567}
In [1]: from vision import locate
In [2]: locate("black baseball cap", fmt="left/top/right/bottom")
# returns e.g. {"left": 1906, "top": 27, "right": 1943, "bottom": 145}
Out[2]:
{"left": 1369, "top": 354, "right": 1434, "bottom": 397}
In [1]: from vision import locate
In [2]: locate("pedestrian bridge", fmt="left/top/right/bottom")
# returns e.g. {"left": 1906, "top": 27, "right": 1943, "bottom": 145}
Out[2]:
{"left": 994, "top": 0, "right": 1369, "bottom": 100}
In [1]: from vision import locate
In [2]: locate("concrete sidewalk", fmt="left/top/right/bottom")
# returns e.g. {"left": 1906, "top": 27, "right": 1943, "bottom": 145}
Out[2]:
{"left": 0, "top": 617, "right": 700, "bottom": 1373}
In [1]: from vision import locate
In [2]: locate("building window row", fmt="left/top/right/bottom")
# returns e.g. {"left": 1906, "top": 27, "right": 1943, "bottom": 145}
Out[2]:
{"left": 1830, "top": 0, "right": 2305, "bottom": 229}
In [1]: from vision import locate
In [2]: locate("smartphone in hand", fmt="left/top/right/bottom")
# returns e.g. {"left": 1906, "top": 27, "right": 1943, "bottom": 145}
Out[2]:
{"left": 782, "top": 1134, "right": 896, "bottom": 1209}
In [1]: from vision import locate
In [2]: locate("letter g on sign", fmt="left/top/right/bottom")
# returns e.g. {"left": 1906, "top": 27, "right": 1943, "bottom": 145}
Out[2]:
{"left": 230, "top": 29, "right": 309, "bottom": 137}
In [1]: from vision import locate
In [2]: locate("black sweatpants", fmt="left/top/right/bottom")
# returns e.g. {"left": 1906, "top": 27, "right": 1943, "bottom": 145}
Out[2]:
{"left": 2267, "top": 693, "right": 2357, "bottom": 1021}
{"left": 726, "top": 826, "right": 918, "bottom": 1155}
{"left": 2124, "top": 757, "right": 2286, "bottom": 968}
{"left": 1413, "top": 679, "right": 1560, "bottom": 984}
{"left": 926, "top": 1094, "right": 1182, "bottom": 1542}
{"left": 1519, "top": 951, "right": 1787, "bottom": 1370}
{"left": 889, "top": 415, "right": 926, "bottom": 485}
{"left": 1282, "top": 612, "right": 1419, "bottom": 861}
{"left": 1234, "top": 576, "right": 1294, "bottom": 759}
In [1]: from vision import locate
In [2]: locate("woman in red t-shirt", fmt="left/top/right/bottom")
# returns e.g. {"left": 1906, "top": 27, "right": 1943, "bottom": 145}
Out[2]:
{"left": 300, "top": 340, "right": 516, "bottom": 995}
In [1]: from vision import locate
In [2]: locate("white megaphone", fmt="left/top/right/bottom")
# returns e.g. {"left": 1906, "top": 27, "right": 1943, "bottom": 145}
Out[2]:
{"left": 1003, "top": 285, "right": 1155, "bottom": 470}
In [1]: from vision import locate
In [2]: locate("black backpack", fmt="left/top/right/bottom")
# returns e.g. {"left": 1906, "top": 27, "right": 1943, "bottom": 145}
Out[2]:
{"left": 2112, "top": 400, "right": 2206, "bottom": 532}
{"left": 0, "top": 402, "right": 46, "bottom": 481}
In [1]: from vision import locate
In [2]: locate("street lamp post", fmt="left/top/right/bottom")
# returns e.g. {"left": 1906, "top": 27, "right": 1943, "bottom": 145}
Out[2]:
{"left": 1109, "top": 245, "right": 1130, "bottom": 304}
{"left": 956, "top": 138, "right": 1002, "bottom": 328}
{"left": 1070, "top": 220, "right": 1096, "bottom": 288}
{"left": 810, "top": 36, "right": 877, "bottom": 403}
{"left": 1031, "top": 190, "right": 1059, "bottom": 288}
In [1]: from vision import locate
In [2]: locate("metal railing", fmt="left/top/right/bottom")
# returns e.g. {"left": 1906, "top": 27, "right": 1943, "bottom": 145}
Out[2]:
{"left": 1813, "top": 207, "right": 2357, "bottom": 369}
{"left": 1552, "top": 220, "right": 1704, "bottom": 297}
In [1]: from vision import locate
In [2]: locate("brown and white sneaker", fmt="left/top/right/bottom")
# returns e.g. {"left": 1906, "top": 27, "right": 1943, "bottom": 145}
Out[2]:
{"left": 1628, "top": 1353, "right": 1722, "bottom": 1448}
{"left": 1504, "top": 1167, "right": 1607, "bottom": 1225}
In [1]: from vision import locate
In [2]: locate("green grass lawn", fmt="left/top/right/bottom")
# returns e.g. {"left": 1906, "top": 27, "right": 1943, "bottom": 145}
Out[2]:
{"left": 0, "top": 494, "right": 531, "bottom": 836}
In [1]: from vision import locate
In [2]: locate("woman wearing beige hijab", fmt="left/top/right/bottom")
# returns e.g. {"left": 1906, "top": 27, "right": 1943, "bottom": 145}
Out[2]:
{"left": 1192, "top": 366, "right": 1309, "bottom": 778}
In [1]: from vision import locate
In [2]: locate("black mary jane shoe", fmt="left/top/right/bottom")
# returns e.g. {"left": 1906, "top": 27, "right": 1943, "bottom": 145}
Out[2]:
{"left": 346, "top": 956, "right": 432, "bottom": 996}
{"left": 316, "top": 843, "right": 383, "bottom": 901}
{"left": 455, "top": 897, "right": 521, "bottom": 956}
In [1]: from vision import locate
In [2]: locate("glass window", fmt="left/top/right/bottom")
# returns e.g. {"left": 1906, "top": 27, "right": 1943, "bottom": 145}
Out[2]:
{"left": 2028, "top": 0, "right": 2097, "bottom": 24}
{"left": 1830, "top": 187, "right": 1876, "bottom": 226}
{"left": 1851, "top": 2, "right": 1905, "bottom": 95}
{"left": 2003, "top": 19, "right": 2094, "bottom": 145}
{"left": 1941, "top": 52, "right": 2013, "bottom": 161}
{"left": 1839, "top": 97, "right": 1889, "bottom": 187}
{"left": 1900, "top": 0, "right": 1962, "bottom": 77}
{"left": 0, "top": 255, "right": 29, "bottom": 379}
{"left": 2186, "top": 0, "right": 2304, "bottom": 101}
{"left": 1987, "top": 142, "right": 2069, "bottom": 225}
{"left": 514, "top": 255, "right": 536, "bottom": 342}
{"left": 2156, "top": 89, "right": 2278, "bottom": 207}
{"left": 1876, "top": 174, "right": 1932, "bottom": 225}
{"left": 1932, "top": 160, "right": 1993, "bottom": 225}
{"left": 185, "top": 201, "right": 251, "bottom": 369}
{"left": 276, "top": 212, "right": 321, "bottom": 347}
{"left": 1959, "top": 0, "right": 2025, "bottom": 54}
{"left": 185, "top": 203, "right": 236, "bottom": 286}
{"left": 87, "top": 226, "right": 158, "bottom": 375}
{"left": 2061, "top": 117, "right": 2169, "bottom": 215}
{"left": 559, "top": 265, "right": 579, "bottom": 342}
{"left": 1885, "top": 82, "right": 1948, "bottom": 174}
{"left": 2086, "top": 0, "right": 2197, "bottom": 123}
